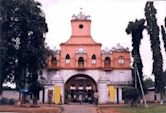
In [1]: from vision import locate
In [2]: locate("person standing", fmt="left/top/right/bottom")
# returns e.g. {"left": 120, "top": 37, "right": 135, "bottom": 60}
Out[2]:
{"left": 94, "top": 92, "right": 99, "bottom": 106}
{"left": 78, "top": 94, "right": 82, "bottom": 105}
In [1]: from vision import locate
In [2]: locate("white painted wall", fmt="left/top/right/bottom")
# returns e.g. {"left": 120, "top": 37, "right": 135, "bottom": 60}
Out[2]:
{"left": 2, "top": 90, "right": 19, "bottom": 100}
{"left": 43, "top": 69, "right": 132, "bottom": 104}
{"left": 98, "top": 82, "right": 109, "bottom": 104}
{"left": 107, "top": 70, "right": 132, "bottom": 82}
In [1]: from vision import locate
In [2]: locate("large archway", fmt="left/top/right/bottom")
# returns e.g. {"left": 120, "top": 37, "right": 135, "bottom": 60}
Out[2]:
{"left": 65, "top": 74, "right": 97, "bottom": 103}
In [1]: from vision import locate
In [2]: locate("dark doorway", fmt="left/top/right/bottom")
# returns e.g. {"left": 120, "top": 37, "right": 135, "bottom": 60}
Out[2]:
{"left": 117, "top": 88, "right": 119, "bottom": 104}
{"left": 65, "top": 74, "right": 97, "bottom": 104}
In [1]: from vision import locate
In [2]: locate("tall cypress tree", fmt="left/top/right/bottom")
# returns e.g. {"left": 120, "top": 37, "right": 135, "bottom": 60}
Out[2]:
{"left": 126, "top": 19, "right": 146, "bottom": 94}
{"left": 161, "top": 25, "right": 166, "bottom": 52}
{"left": 144, "top": 2, "right": 164, "bottom": 103}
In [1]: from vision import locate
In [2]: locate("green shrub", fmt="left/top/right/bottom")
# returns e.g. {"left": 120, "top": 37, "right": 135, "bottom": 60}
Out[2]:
{"left": 0, "top": 98, "right": 17, "bottom": 105}
{"left": 123, "top": 87, "right": 140, "bottom": 106}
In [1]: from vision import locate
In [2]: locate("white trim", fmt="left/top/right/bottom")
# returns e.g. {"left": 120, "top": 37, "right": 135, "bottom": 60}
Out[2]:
{"left": 118, "top": 58, "right": 125, "bottom": 64}
{"left": 91, "top": 60, "right": 96, "bottom": 64}
{"left": 65, "top": 59, "right": 70, "bottom": 64}
{"left": 78, "top": 87, "right": 84, "bottom": 90}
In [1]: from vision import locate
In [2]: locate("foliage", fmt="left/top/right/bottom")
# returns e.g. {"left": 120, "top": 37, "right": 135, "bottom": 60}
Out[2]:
{"left": 126, "top": 19, "right": 146, "bottom": 94}
{"left": 0, "top": 0, "right": 20, "bottom": 95}
{"left": 161, "top": 25, "right": 166, "bottom": 52}
{"left": 0, "top": 98, "right": 17, "bottom": 105}
{"left": 144, "top": 78, "right": 154, "bottom": 89}
{"left": 165, "top": 17, "right": 166, "bottom": 27}
{"left": 162, "top": 71, "right": 166, "bottom": 86}
{"left": 123, "top": 87, "right": 139, "bottom": 106}
{"left": 0, "top": 0, "right": 48, "bottom": 104}
{"left": 144, "top": 2, "right": 164, "bottom": 95}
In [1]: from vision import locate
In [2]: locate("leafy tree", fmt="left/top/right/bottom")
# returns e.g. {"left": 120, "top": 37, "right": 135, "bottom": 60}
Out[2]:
{"left": 0, "top": 0, "right": 48, "bottom": 104}
{"left": 0, "top": 0, "right": 19, "bottom": 95}
{"left": 144, "top": 78, "right": 154, "bottom": 88}
{"left": 144, "top": 2, "right": 164, "bottom": 103}
{"left": 126, "top": 19, "right": 146, "bottom": 94}
{"left": 29, "top": 78, "right": 45, "bottom": 105}
{"left": 123, "top": 87, "right": 139, "bottom": 106}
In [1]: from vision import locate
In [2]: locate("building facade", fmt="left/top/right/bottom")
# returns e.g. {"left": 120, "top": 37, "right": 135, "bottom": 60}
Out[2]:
{"left": 41, "top": 11, "right": 132, "bottom": 104}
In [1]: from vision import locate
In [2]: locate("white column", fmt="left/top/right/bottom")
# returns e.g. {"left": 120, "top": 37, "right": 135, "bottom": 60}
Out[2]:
{"left": 54, "top": 72, "right": 64, "bottom": 104}
{"left": 98, "top": 82, "right": 109, "bottom": 104}
{"left": 114, "top": 87, "right": 117, "bottom": 103}
{"left": 39, "top": 90, "right": 43, "bottom": 103}
{"left": 118, "top": 88, "right": 122, "bottom": 103}
{"left": 44, "top": 87, "right": 48, "bottom": 103}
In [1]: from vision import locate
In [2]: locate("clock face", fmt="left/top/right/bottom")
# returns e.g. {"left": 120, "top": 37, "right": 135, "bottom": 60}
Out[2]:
{"left": 79, "top": 24, "right": 83, "bottom": 29}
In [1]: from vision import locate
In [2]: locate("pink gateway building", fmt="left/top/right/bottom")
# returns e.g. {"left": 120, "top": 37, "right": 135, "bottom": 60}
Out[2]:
{"left": 41, "top": 11, "right": 132, "bottom": 104}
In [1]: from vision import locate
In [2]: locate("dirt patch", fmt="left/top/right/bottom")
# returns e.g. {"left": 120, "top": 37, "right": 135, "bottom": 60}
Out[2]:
{"left": 99, "top": 107, "right": 121, "bottom": 113}
{"left": 0, "top": 105, "right": 62, "bottom": 113}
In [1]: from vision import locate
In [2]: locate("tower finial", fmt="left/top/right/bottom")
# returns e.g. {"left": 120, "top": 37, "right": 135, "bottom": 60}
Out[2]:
{"left": 80, "top": 7, "right": 83, "bottom": 14}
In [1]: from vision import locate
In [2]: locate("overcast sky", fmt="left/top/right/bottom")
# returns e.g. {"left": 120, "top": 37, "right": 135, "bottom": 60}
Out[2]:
{"left": 37, "top": 0, "right": 166, "bottom": 79}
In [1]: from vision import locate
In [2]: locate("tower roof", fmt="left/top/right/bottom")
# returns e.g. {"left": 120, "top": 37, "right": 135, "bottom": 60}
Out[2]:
{"left": 62, "top": 36, "right": 101, "bottom": 45}
{"left": 72, "top": 8, "right": 90, "bottom": 20}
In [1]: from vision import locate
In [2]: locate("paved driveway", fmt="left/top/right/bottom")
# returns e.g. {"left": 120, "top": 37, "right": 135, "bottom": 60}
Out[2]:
{"left": 62, "top": 104, "right": 97, "bottom": 113}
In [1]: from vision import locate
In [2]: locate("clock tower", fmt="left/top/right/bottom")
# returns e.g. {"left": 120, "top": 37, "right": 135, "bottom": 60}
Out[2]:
{"left": 71, "top": 12, "right": 91, "bottom": 37}
{"left": 62, "top": 9, "right": 99, "bottom": 45}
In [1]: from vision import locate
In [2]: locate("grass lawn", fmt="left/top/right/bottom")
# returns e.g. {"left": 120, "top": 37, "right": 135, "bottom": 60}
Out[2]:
{"left": 113, "top": 104, "right": 166, "bottom": 113}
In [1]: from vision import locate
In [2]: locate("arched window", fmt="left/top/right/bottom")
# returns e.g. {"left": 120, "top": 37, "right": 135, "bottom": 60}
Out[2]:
{"left": 118, "top": 56, "right": 125, "bottom": 64}
{"left": 78, "top": 57, "right": 84, "bottom": 67}
{"left": 104, "top": 57, "right": 111, "bottom": 67}
{"left": 65, "top": 54, "right": 70, "bottom": 64}
{"left": 51, "top": 56, "right": 57, "bottom": 65}
{"left": 91, "top": 54, "right": 96, "bottom": 64}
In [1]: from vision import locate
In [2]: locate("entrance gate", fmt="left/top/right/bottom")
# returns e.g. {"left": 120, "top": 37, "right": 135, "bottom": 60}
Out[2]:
{"left": 65, "top": 74, "right": 97, "bottom": 103}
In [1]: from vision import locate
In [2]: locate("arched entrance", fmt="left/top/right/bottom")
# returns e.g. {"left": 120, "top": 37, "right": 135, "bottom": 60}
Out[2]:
{"left": 65, "top": 74, "right": 97, "bottom": 104}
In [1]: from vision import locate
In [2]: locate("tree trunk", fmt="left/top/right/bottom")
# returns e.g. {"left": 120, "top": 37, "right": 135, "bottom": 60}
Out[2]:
{"left": 0, "top": 84, "right": 2, "bottom": 99}
{"left": 0, "top": 79, "right": 3, "bottom": 98}
{"left": 32, "top": 94, "right": 38, "bottom": 105}
{"left": 0, "top": 5, "right": 2, "bottom": 99}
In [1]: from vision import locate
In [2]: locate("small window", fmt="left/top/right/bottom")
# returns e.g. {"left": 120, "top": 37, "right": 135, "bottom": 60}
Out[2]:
{"left": 78, "top": 57, "right": 84, "bottom": 64}
{"left": 92, "top": 54, "right": 96, "bottom": 64}
{"left": 104, "top": 57, "right": 111, "bottom": 64}
{"left": 104, "top": 57, "right": 111, "bottom": 67}
{"left": 65, "top": 54, "right": 70, "bottom": 64}
{"left": 79, "top": 24, "right": 83, "bottom": 29}
{"left": 51, "top": 56, "right": 57, "bottom": 64}
{"left": 119, "top": 56, "right": 125, "bottom": 64}
{"left": 78, "top": 57, "right": 84, "bottom": 67}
